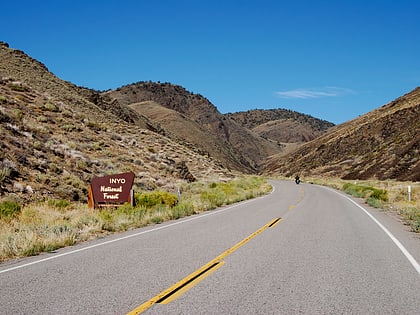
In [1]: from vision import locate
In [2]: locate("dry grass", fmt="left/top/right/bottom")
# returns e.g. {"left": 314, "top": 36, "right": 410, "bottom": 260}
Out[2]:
{"left": 306, "top": 176, "right": 420, "bottom": 232}
{"left": 0, "top": 176, "right": 271, "bottom": 262}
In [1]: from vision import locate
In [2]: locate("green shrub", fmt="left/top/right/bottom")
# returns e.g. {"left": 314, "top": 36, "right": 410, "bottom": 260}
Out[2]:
{"left": 370, "top": 188, "right": 388, "bottom": 202}
{"left": 399, "top": 207, "right": 420, "bottom": 233}
{"left": 200, "top": 190, "right": 226, "bottom": 209}
{"left": 209, "top": 182, "right": 217, "bottom": 189}
{"left": 47, "top": 199, "right": 70, "bottom": 209}
{"left": 151, "top": 216, "right": 163, "bottom": 224}
{"left": 0, "top": 201, "right": 21, "bottom": 218}
{"left": 135, "top": 191, "right": 178, "bottom": 208}
{"left": 343, "top": 183, "right": 388, "bottom": 208}
{"left": 343, "top": 183, "right": 370, "bottom": 198}
{"left": 366, "top": 197, "right": 383, "bottom": 208}
{"left": 169, "top": 202, "right": 195, "bottom": 220}
{"left": 0, "top": 167, "right": 11, "bottom": 183}
{"left": 60, "top": 124, "right": 77, "bottom": 132}
{"left": 8, "top": 83, "right": 28, "bottom": 92}
{"left": 44, "top": 102, "right": 59, "bottom": 112}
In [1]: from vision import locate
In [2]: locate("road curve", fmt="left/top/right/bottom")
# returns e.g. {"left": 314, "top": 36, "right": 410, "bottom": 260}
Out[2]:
{"left": 0, "top": 180, "right": 419, "bottom": 314}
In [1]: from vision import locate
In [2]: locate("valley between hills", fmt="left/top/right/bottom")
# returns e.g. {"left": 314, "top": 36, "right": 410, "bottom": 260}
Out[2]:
{"left": 0, "top": 41, "right": 419, "bottom": 205}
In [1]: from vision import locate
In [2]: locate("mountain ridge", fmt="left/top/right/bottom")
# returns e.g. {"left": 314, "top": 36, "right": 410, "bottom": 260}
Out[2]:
{"left": 263, "top": 87, "right": 420, "bottom": 181}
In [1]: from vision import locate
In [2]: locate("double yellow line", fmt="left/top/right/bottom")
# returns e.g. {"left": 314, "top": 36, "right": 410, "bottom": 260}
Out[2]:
{"left": 127, "top": 217, "right": 281, "bottom": 315}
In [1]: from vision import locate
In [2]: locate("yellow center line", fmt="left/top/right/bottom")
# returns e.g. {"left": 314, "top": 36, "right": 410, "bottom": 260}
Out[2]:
{"left": 126, "top": 217, "right": 281, "bottom": 315}
{"left": 289, "top": 187, "right": 305, "bottom": 210}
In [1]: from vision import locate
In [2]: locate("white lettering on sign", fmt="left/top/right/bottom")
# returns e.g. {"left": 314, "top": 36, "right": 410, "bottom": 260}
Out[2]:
{"left": 110, "top": 178, "right": 126, "bottom": 184}
{"left": 100, "top": 186, "right": 123, "bottom": 192}
{"left": 103, "top": 193, "right": 120, "bottom": 199}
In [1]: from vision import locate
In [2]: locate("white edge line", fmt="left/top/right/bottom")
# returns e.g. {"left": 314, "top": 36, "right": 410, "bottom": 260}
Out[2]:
{"left": 325, "top": 187, "right": 420, "bottom": 275}
{"left": 0, "top": 188, "right": 274, "bottom": 275}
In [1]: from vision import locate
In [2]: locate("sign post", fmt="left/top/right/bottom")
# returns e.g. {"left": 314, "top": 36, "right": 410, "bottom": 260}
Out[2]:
{"left": 408, "top": 185, "right": 411, "bottom": 202}
{"left": 88, "top": 172, "right": 135, "bottom": 209}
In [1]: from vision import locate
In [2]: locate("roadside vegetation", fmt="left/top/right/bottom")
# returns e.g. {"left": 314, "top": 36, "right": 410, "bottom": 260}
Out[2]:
{"left": 0, "top": 176, "right": 271, "bottom": 262}
{"left": 308, "top": 177, "right": 420, "bottom": 233}
{"left": 2, "top": 175, "right": 418, "bottom": 263}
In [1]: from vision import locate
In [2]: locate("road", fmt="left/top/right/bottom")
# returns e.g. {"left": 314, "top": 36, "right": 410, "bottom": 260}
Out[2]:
{"left": 1, "top": 180, "right": 419, "bottom": 314}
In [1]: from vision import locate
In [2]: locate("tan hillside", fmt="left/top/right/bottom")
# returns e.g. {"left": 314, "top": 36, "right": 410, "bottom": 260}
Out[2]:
{"left": 0, "top": 42, "right": 234, "bottom": 203}
{"left": 128, "top": 100, "right": 239, "bottom": 168}
{"left": 225, "top": 109, "right": 334, "bottom": 143}
{"left": 104, "top": 82, "right": 284, "bottom": 171}
{"left": 263, "top": 87, "right": 420, "bottom": 181}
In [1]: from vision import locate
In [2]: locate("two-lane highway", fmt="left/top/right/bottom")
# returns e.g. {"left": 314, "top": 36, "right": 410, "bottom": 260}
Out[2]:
{"left": 1, "top": 181, "right": 419, "bottom": 314}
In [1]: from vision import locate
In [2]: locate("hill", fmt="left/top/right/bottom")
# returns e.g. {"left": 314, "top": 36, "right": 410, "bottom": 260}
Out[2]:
{"left": 225, "top": 109, "right": 334, "bottom": 143}
{"left": 103, "top": 82, "right": 284, "bottom": 171}
{"left": 0, "top": 42, "right": 234, "bottom": 203}
{"left": 263, "top": 87, "right": 420, "bottom": 181}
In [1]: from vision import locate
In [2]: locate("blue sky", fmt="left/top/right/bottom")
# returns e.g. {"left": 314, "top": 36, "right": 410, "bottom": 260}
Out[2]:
{"left": 1, "top": 0, "right": 419, "bottom": 124}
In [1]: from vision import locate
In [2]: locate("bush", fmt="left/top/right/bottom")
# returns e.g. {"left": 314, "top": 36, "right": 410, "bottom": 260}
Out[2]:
{"left": 200, "top": 190, "right": 225, "bottom": 209}
{"left": 0, "top": 167, "right": 11, "bottom": 183}
{"left": 44, "top": 102, "right": 59, "bottom": 112}
{"left": 169, "top": 202, "right": 195, "bottom": 220}
{"left": 135, "top": 191, "right": 178, "bottom": 208}
{"left": 343, "top": 183, "right": 369, "bottom": 198}
{"left": 399, "top": 207, "right": 420, "bottom": 233}
{"left": 47, "top": 199, "right": 70, "bottom": 209}
{"left": 0, "top": 200, "right": 21, "bottom": 218}
{"left": 343, "top": 183, "right": 388, "bottom": 208}
{"left": 370, "top": 188, "right": 388, "bottom": 202}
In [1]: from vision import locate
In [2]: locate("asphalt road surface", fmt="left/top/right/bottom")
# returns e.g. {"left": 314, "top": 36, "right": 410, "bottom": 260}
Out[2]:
{"left": 1, "top": 180, "right": 419, "bottom": 314}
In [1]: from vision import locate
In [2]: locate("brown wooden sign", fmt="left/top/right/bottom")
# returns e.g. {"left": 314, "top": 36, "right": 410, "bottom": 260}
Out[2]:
{"left": 88, "top": 172, "right": 135, "bottom": 208}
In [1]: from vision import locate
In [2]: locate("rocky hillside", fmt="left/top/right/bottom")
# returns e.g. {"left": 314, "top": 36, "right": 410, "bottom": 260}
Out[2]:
{"left": 225, "top": 109, "right": 334, "bottom": 143}
{"left": 0, "top": 42, "right": 234, "bottom": 203}
{"left": 263, "top": 87, "right": 420, "bottom": 181}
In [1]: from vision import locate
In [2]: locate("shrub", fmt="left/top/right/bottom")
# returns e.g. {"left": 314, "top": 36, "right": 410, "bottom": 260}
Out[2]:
{"left": 370, "top": 188, "right": 388, "bottom": 202}
{"left": 44, "top": 102, "right": 59, "bottom": 112}
{"left": 343, "top": 183, "right": 388, "bottom": 208}
{"left": 0, "top": 200, "right": 21, "bottom": 218}
{"left": 8, "top": 82, "right": 28, "bottom": 92}
{"left": 169, "top": 202, "right": 195, "bottom": 220}
{"left": 0, "top": 167, "right": 11, "bottom": 183}
{"left": 209, "top": 182, "right": 217, "bottom": 189}
{"left": 200, "top": 190, "right": 225, "bottom": 209}
{"left": 60, "top": 124, "right": 77, "bottom": 132}
{"left": 343, "top": 183, "right": 370, "bottom": 198}
{"left": 47, "top": 199, "right": 70, "bottom": 209}
{"left": 135, "top": 191, "right": 178, "bottom": 208}
{"left": 399, "top": 207, "right": 420, "bottom": 233}
{"left": 37, "top": 115, "right": 49, "bottom": 123}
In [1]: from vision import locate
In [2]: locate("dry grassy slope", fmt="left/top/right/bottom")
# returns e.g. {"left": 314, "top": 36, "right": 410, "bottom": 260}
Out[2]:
{"left": 263, "top": 87, "right": 420, "bottom": 181}
{"left": 129, "top": 101, "right": 238, "bottom": 167}
{"left": 225, "top": 109, "right": 335, "bottom": 143}
{"left": 252, "top": 120, "right": 320, "bottom": 143}
{"left": 104, "top": 82, "right": 284, "bottom": 171}
{"left": 0, "top": 43, "right": 234, "bottom": 203}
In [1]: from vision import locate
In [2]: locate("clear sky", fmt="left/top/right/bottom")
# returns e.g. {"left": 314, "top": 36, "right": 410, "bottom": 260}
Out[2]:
{"left": 1, "top": 0, "right": 419, "bottom": 124}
